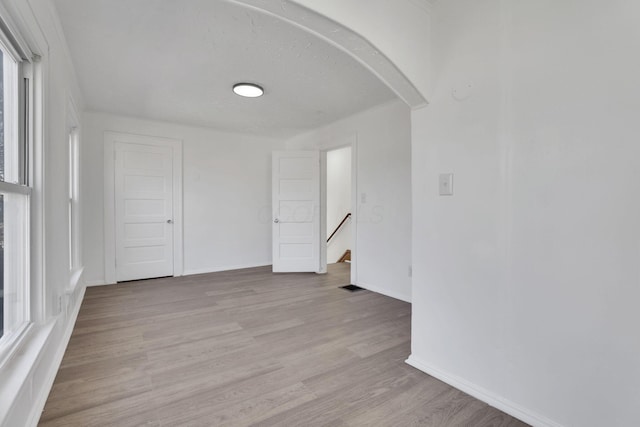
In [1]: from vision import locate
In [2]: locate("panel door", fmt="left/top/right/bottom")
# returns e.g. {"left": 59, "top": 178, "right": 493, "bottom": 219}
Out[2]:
{"left": 115, "top": 142, "right": 174, "bottom": 281}
{"left": 272, "top": 151, "right": 320, "bottom": 272}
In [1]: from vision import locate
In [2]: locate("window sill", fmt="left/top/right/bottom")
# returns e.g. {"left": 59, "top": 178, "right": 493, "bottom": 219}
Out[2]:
{"left": 0, "top": 322, "right": 34, "bottom": 371}
{"left": 0, "top": 319, "right": 55, "bottom": 424}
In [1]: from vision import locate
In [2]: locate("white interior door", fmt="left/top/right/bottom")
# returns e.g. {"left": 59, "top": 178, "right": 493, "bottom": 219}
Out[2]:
{"left": 272, "top": 151, "right": 320, "bottom": 272}
{"left": 115, "top": 142, "right": 174, "bottom": 281}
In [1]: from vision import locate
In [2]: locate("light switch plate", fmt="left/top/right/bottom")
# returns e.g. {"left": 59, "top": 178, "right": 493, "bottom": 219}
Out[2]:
{"left": 439, "top": 173, "right": 454, "bottom": 196}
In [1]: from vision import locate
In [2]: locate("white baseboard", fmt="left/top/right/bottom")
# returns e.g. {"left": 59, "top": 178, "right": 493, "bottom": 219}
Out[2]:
{"left": 405, "top": 355, "right": 563, "bottom": 427}
{"left": 27, "top": 286, "right": 86, "bottom": 427}
{"left": 85, "top": 263, "right": 273, "bottom": 285}
{"left": 85, "top": 279, "right": 108, "bottom": 287}
{"left": 183, "top": 263, "right": 271, "bottom": 276}
{"left": 356, "top": 281, "right": 411, "bottom": 303}
{"left": 65, "top": 267, "right": 85, "bottom": 294}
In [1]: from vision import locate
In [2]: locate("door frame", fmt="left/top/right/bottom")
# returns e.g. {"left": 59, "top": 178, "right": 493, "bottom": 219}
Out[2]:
{"left": 319, "top": 133, "right": 357, "bottom": 286}
{"left": 104, "top": 131, "right": 184, "bottom": 284}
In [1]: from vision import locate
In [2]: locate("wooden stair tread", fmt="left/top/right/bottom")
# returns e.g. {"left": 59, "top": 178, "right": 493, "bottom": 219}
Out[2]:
{"left": 338, "top": 250, "right": 351, "bottom": 263}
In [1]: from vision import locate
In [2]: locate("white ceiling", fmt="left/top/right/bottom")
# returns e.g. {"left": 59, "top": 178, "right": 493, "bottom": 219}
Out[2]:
{"left": 53, "top": 0, "right": 398, "bottom": 138}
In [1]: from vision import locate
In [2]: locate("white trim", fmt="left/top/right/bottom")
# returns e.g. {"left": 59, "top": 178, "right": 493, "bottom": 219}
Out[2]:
{"left": 229, "top": 0, "right": 426, "bottom": 108}
{"left": 0, "top": 1, "right": 33, "bottom": 60}
{"left": 316, "top": 133, "right": 358, "bottom": 286}
{"left": 26, "top": 286, "right": 86, "bottom": 427}
{"left": 90, "top": 263, "right": 273, "bottom": 284}
{"left": 0, "top": 322, "right": 46, "bottom": 425}
{"left": 357, "top": 281, "right": 411, "bottom": 303}
{"left": 350, "top": 133, "right": 357, "bottom": 287}
{"left": 31, "top": 46, "right": 47, "bottom": 322}
{"left": 65, "top": 93, "right": 80, "bottom": 132}
{"left": 104, "top": 131, "right": 184, "bottom": 284}
{"left": 66, "top": 267, "right": 84, "bottom": 294}
{"left": 3, "top": 45, "right": 20, "bottom": 183}
{"left": 66, "top": 93, "right": 81, "bottom": 273}
{"left": 0, "top": 322, "right": 32, "bottom": 370}
{"left": 183, "top": 263, "right": 271, "bottom": 276}
{"left": 0, "top": 181, "right": 31, "bottom": 195}
{"left": 2, "top": 0, "right": 50, "bottom": 322}
{"left": 1, "top": 0, "right": 48, "bottom": 59}
{"left": 319, "top": 151, "right": 327, "bottom": 274}
{"left": 103, "top": 134, "right": 115, "bottom": 284}
{"left": 405, "top": 355, "right": 564, "bottom": 427}
{"left": 84, "top": 280, "right": 107, "bottom": 287}
{"left": 0, "top": 11, "right": 23, "bottom": 62}
{"left": 0, "top": 10, "right": 33, "bottom": 358}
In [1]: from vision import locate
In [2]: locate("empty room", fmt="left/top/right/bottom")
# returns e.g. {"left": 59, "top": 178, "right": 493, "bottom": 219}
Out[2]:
{"left": 0, "top": 0, "right": 638, "bottom": 426}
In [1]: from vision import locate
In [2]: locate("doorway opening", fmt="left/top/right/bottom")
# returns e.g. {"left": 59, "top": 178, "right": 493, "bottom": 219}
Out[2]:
{"left": 325, "top": 146, "right": 352, "bottom": 273}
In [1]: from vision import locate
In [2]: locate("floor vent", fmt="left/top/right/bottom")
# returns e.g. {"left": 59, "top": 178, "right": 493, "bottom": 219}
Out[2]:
{"left": 340, "top": 284, "right": 365, "bottom": 292}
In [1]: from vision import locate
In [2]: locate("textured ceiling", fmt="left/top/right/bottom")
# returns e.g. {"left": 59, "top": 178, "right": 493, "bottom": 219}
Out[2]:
{"left": 53, "top": 0, "right": 398, "bottom": 137}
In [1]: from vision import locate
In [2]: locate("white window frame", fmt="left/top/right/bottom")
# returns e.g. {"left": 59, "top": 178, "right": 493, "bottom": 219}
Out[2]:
{"left": 0, "top": 184, "right": 31, "bottom": 355}
{"left": 66, "top": 96, "right": 82, "bottom": 292}
{"left": 0, "top": 14, "right": 35, "bottom": 366}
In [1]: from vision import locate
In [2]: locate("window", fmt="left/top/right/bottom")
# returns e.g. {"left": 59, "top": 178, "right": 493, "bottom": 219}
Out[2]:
{"left": 0, "top": 29, "right": 31, "bottom": 348}
{"left": 68, "top": 125, "right": 80, "bottom": 272}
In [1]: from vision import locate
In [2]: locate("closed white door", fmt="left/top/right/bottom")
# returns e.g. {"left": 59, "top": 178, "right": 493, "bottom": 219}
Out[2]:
{"left": 272, "top": 151, "right": 320, "bottom": 272}
{"left": 115, "top": 142, "right": 174, "bottom": 281}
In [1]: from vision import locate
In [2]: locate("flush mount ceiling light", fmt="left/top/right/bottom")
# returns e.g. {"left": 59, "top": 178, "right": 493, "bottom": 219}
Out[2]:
{"left": 233, "top": 83, "right": 264, "bottom": 98}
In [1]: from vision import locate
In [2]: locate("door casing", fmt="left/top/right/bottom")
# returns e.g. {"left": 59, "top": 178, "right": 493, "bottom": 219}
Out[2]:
{"left": 104, "top": 131, "right": 183, "bottom": 284}
{"left": 319, "top": 134, "right": 357, "bottom": 285}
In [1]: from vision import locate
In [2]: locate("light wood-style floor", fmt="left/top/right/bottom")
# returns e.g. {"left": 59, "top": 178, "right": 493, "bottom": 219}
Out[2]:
{"left": 40, "top": 264, "right": 527, "bottom": 427}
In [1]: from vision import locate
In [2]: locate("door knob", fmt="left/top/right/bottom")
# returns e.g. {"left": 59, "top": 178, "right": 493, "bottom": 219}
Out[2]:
{"left": 274, "top": 218, "right": 280, "bottom": 224}
{"left": 167, "top": 219, "right": 173, "bottom": 224}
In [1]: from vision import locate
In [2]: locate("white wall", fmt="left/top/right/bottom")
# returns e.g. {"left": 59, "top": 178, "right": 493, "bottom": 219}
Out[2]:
{"left": 288, "top": 0, "right": 432, "bottom": 100}
{"left": 410, "top": 1, "right": 640, "bottom": 426}
{"left": 234, "top": 0, "right": 429, "bottom": 107}
{"left": 288, "top": 99, "right": 412, "bottom": 302}
{"left": 0, "top": 0, "right": 87, "bottom": 425}
{"left": 326, "top": 147, "right": 351, "bottom": 263}
{"left": 82, "top": 112, "right": 287, "bottom": 284}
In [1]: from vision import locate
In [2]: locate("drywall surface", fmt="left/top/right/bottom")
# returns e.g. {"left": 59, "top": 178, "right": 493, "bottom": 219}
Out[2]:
{"left": 0, "top": 0, "right": 87, "bottom": 424}
{"left": 289, "top": 0, "right": 432, "bottom": 99}
{"left": 233, "top": 0, "right": 430, "bottom": 106}
{"left": 288, "top": 99, "right": 412, "bottom": 302}
{"left": 411, "top": 1, "right": 640, "bottom": 426}
{"left": 82, "top": 112, "right": 287, "bottom": 283}
{"left": 326, "top": 147, "right": 352, "bottom": 263}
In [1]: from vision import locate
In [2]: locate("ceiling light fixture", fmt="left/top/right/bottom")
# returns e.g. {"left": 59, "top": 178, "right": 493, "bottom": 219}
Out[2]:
{"left": 233, "top": 83, "right": 264, "bottom": 98}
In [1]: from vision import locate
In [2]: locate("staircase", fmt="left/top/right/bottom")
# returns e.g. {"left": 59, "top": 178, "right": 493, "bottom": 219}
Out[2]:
{"left": 328, "top": 213, "right": 352, "bottom": 264}
{"left": 337, "top": 249, "right": 351, "bottom": 263}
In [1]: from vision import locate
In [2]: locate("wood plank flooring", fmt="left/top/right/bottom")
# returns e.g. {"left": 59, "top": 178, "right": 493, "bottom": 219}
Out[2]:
{"left": 40, "top": 264, "right": 528, "bottom": 426}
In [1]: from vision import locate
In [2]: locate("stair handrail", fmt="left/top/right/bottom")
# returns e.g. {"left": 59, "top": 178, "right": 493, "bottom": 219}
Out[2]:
{"left": 327, "top": 213, "right": 352, "bottom": 243}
